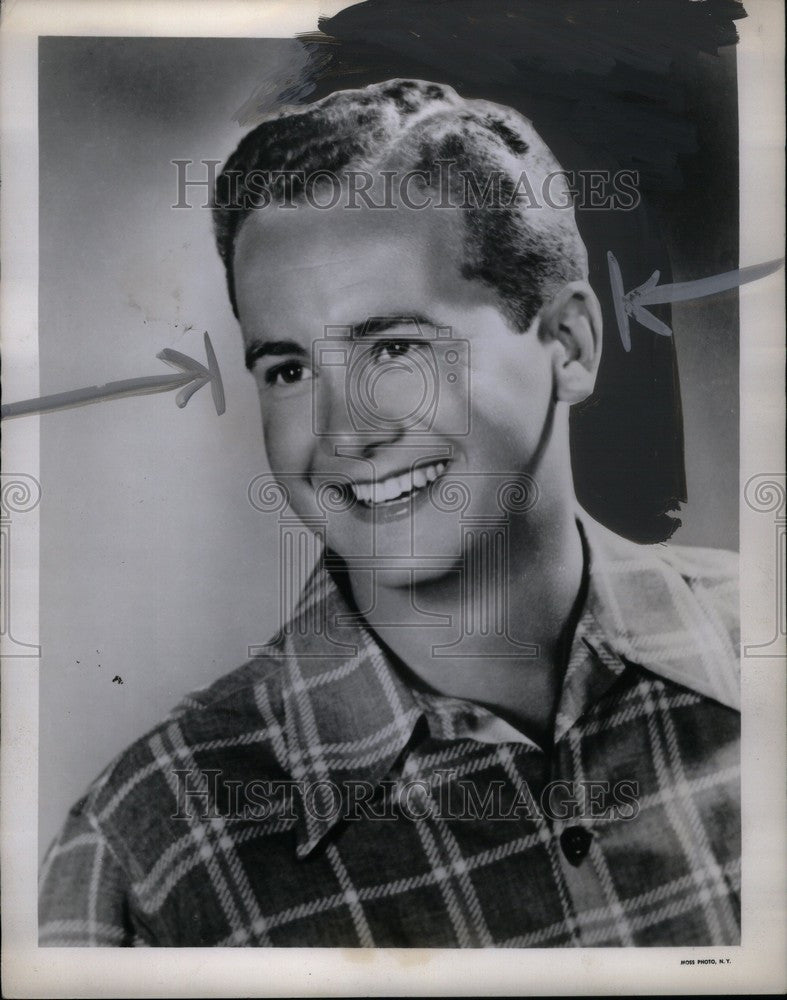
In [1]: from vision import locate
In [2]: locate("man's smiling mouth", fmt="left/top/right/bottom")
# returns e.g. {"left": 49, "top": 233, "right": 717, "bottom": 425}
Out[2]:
{"left": 348, "top": 460, "right": 448, "bottom": 507}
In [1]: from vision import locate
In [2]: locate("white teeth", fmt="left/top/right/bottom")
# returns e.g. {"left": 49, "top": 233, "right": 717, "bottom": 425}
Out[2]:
{"left": 425, "top": 464, "right": 439, "bottom": 482}
{"left": 348, "top": 461, "right": 449, "bottom": 506}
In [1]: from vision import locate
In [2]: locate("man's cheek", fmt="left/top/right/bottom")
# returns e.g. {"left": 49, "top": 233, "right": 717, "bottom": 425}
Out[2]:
{"left": 261, "top": 416, "right": 311, "bottom": 474}
{"left": 471, "top": 375, "right": 547, "bottom": 449}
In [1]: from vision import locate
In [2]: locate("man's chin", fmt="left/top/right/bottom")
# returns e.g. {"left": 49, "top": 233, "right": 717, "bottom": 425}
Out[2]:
{"left": 370, "top": 560, "right": 460, "bottom": 589}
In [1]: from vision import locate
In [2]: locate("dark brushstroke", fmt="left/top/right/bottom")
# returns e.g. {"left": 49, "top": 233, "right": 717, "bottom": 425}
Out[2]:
{"left": 280, "top": 0, "right": 746, "bottom": 544}
{"left": 300, "top": 0, "right": 745, "bottom": 194}
{"left": 1, "top": 332, "right": 225, "bottom": 420}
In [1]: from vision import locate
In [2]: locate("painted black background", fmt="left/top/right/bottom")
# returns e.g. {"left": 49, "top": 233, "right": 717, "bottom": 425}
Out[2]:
{"left": 283, "top": 0, "right": 744, "bottom": 543}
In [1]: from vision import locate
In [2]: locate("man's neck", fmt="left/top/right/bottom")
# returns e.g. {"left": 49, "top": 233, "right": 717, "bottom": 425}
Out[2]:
{"left": 344, "top": 500, "right": 587, "bottom": 748}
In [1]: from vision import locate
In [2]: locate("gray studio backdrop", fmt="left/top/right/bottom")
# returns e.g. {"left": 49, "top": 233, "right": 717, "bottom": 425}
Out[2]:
{"left": 38, "top": 37, "right": 738, "bottom": 860}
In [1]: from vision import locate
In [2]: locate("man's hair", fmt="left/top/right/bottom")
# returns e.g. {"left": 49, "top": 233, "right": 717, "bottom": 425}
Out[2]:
{"left": 213, "top": 78, "right": 587, "bottom": 332}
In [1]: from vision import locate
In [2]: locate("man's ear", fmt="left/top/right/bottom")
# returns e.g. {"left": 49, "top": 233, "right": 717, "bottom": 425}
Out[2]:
{"left": 538, "top": 281, "right": 603, "bottom": 404}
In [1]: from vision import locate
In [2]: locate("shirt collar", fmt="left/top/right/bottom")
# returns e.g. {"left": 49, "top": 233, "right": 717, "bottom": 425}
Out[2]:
{"left": 271, "top": 565, "right": 421, "bottom": 857}
{"left": 273, "top": 509, "right": 738, "bottom": 857}
{"left": 577, "top": 511, "right": 739, "bottom": 713}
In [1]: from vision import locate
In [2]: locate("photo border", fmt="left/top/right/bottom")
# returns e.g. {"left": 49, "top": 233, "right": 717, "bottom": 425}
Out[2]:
{"left": 2, "top": 0, "right": 784, "bottom": 994}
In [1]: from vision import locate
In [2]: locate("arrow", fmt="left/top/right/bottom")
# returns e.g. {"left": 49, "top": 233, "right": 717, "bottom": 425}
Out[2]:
{"left": 608, "top": 252, "right": 784, "bottom": 350}
{"left": 1, "top": 332, "right": 225, "bottom": 419}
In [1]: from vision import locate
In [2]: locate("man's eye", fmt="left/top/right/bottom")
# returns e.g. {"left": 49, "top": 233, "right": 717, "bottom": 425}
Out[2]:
{"left": 264, "top": 361, "right": 313, "bottom": 387}
{"left": 371, "top": 339, "right": 414, "bottom": 362}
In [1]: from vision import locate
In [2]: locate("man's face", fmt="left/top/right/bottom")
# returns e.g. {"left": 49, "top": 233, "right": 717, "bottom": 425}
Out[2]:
{"left": 234, "top": 196, "right": 558, "bottom": 584}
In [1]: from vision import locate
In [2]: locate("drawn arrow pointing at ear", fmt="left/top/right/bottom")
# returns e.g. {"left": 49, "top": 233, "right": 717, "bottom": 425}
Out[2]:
{"left": 1, "top": 331, "right": 225, "bottom": 420}
{"left": 607, "top": 252, "right": 784, "bottom": 351}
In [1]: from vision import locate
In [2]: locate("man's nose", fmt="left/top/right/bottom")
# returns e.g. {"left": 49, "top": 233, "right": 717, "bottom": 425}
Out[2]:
{"left": 314, "top": 368, "right": 404, "bottom": 457}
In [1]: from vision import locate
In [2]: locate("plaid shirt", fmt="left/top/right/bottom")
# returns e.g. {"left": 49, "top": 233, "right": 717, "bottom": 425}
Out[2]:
{"left": 39, "top": 511, "right": 740, "bottom": 947}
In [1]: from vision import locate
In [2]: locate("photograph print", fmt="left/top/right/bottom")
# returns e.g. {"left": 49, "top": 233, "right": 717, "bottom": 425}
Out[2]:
{"left": 8, "top": 0, "right": 780, "bottom": 958}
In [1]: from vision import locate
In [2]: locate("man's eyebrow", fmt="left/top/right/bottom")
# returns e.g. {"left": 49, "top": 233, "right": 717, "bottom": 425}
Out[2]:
{"left": 351, "top": 314, "right": 439, "bottom": 337}
{"left": 245, "top": 316, "right": 442, "bottom": 370}
{"left": 245, "top": 339, "right": 306, "bottom": 371}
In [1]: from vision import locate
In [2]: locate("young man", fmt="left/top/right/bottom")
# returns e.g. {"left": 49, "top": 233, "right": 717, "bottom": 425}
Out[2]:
{"left": 39, "top": 79, "right": 740, "bottom": 947}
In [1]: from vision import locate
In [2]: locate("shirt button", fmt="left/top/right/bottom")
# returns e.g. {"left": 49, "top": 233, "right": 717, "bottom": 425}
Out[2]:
{"left": 560, "top": 826, "right": 593, "bottom": 866}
